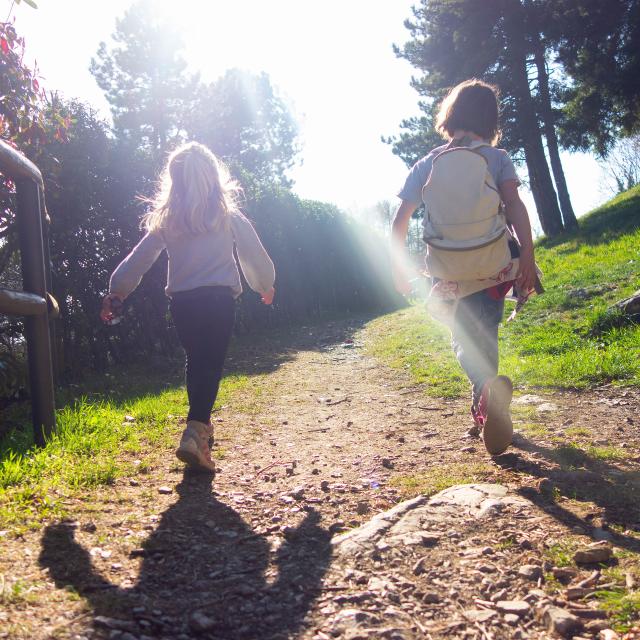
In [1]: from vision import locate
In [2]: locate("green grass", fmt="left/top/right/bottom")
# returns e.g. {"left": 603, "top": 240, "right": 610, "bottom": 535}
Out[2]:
{"left": 0, "top": 372, "right": 250, "bottom": 532}
{"left": 366, "top": 185, "right": 640, "bottom": 393}
{"left": 517, "top": 422, "right": 550, "bottom": 437}
{"left": 544, "top": 537, "right": 640, "bottom": 632}
{"left": 389, "top": 462, "right": 497, "bottom": 498}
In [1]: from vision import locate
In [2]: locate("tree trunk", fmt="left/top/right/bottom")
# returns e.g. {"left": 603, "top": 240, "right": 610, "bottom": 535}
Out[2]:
{"left": 533, "top": 43, "right": 579, "bottom": 231}
{"left": 505, "top": 3, "right": 564, "bottom": 237}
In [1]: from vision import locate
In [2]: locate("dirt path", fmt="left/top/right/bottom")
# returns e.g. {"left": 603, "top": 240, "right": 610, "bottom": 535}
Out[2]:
{"left": 2, "top": 317, "right": 640, "bottom": 639}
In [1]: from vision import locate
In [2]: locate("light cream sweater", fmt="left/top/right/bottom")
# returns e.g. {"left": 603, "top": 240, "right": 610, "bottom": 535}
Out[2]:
{"left": 109, "top": 213, "right": 275, "bottom": 299}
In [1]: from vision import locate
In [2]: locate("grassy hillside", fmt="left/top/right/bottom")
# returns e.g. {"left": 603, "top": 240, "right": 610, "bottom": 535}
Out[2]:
{"left": 366, "top": 185, "right": 640, "bottom": 396}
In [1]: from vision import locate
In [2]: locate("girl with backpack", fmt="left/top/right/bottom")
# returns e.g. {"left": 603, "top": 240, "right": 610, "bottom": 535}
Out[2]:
{"left": 101, "top": 142, "right": 275, "bottom": 472}
{"left": 391, "top": 79, "right": 538, "bottom": 456}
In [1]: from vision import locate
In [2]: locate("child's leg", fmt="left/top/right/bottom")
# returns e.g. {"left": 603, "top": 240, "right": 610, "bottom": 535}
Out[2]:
{"left": 450, "top": 289, "right": 504, "bottom": 408}
{"left": 169, "top": 287, "right": 235, "bottom": 423}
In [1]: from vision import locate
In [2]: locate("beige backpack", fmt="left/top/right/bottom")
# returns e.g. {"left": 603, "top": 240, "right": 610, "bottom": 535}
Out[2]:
{"left": 421, "top": 140, "right": 511, "bottom": 280}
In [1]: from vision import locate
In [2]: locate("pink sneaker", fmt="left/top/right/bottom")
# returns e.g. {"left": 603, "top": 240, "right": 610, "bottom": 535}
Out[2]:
{"left": 478, "top": 376, "right": 513, "bottom": 455}
{"left": 467, "top": 405, "right": 484, "bottom": 437}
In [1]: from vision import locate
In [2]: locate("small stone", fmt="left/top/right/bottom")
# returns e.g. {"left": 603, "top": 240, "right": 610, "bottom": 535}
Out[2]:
{"left": 598, "top": 629, "right": 620, "bottom": 639}
{"left": 158, "top": 486, "right": 172, "bottom": 495}
{"left": 123, "top": 415, "right": 136, "bottom": 422}
{"left": 81, "top": 522, "right": 97, "bottom": 533}
{"left": 552, "top": 567, "right": 578, "bottom": 582}
{"left": 329, "top": 521, "right": 346, "bottom": 534}
{"left": 504, "top": 613, "right": 521, "bottom": 625}
{"left": 320, "top": 480, "right": 330, "bottom": 491}
{"left": 422, "top": 592, "right": 441, "bottom": 604}
{"left": 356, "top": 501, "right": 370, "bottom": 516}
{"left": 542, "top": 606, "right": 582, "bottom": 637}
{"left": 94, "top": 617, "right": 137, "bottom": 632}
{"left": 465, "top": 609, "right": 497, "bottom": 623}
{"left": 129, "top": 479, "right": 140, "bottom": 486}
{"left": 490, "top": 588, "right": 508, "bottom": 602}
{"left": 573, "top": 542, "right": 612, "bottom": 564}
{"left": 382, "top": 458, "right": 394, "bottom": 469}
{"left": 477, "top": 563, "right": 496, "bottom": 573}
{"left": 413, "top": 558, "right": 426, "bottom": 576}
{"left": 496, "top": 600, "right": 530, "bottom": 617}
{"left": 592, "top": 527, "right": 612, "bottom": 541}
{"left": 518, "top": 564, "right": 543, "bottom": 580}
{"left": 190, "top": 611, "right": 216, "bottom": 632}
{"left": 566, "top": 587, "right": 590, "bottom": 600}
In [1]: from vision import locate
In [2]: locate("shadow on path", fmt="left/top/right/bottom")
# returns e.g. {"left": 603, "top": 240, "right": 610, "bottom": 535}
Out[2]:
{"left": 40, "top": 470, "right": 332, "bottom": 639}
{"left": 495, "top": 433, "right": 640, "bottom": 554}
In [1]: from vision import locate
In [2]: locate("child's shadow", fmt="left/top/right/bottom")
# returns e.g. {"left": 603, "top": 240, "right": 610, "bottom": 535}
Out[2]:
{"left": 494, "top": 434, "right": 640, "bottom": 554}
{"left": 39, "top": 471, "right": 332, "bottom": 639}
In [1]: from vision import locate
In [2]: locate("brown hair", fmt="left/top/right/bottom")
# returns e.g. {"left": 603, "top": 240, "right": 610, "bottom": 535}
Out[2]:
{"left": 435, "top": 79, "right": 500, "bottom": 144}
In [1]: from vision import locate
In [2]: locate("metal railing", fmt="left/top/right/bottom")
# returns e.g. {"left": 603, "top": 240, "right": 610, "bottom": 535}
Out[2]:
{"left": 0, "top": 139, "right": 58, "bottom": 445}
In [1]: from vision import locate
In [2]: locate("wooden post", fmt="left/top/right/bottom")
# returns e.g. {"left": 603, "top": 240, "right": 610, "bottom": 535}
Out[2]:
{"left": 15, "top": 179, "right": 56, "bottom": 445}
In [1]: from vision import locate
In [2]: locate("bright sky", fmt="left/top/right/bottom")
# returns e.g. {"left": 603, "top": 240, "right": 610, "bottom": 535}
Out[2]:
{"left": 11, "top": 0, "right": 607, "bottom": 228}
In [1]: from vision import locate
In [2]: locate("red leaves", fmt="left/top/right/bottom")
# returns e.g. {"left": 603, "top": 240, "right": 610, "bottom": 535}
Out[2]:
{"left": 1, "top": 37, "right": 9, "bottom": 55}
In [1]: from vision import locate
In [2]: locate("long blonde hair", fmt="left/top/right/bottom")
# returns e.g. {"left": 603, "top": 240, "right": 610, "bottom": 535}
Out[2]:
{"left": 142, "top": 142, "right": 241, "bottom": 235}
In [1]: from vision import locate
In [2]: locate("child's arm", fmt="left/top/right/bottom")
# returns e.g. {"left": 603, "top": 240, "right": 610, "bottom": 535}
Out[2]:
{"left": 231, "top": 214, "right": 276, "bottom": 304}
{"left": 499, "top": 179, "right": 536, "bottom": 292}
{"left": 391, "top": 199, "right": 419, "bottom": 295}
{"left": 108, "top": 232, "right": 166, "bottom": 300}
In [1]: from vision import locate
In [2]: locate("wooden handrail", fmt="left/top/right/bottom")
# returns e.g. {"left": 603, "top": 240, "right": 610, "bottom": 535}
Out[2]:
{"left": 0, "top": 140, "right": 55, "bottom": 444}
{"left": 0, "top": 288, "right": 47, "bottom": 316}
{"left": 0, "top": 139, "right": 43, "bottom": 187}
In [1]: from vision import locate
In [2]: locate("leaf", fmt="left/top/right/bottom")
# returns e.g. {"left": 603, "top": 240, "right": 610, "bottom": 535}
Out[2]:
{"left": 22, "top": 0, "right": 39, "bottom": 8}
{"left": 1, "top": 38, "right": 9, "bottom": 55}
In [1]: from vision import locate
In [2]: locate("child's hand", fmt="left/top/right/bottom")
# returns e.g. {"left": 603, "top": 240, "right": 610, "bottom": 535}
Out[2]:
{"left": 261, "top": 287, "right": 275, "bottom": 305}
{"left": 392, "top": 264, "right": 412, "bottom": 296}
{"left": 100, "top": 294, "right": 123, "bottom": 324}
{"left": 516, "top": 249, "right": 537, "bottom": 293}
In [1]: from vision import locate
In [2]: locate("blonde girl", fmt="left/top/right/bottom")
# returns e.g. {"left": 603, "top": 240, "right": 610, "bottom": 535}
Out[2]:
{"left": 101, "top": 142, "right": 275, "bottom": 472}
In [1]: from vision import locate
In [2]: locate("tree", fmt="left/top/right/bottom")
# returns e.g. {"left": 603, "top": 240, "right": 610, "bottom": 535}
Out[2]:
{"left": 390, "top": 0, "right": 573, "bottom": 236}
{"left": 187, "top": 69, "right": 300, "bottom": 188}
{"left": 550, "top": 0, "right": 640, "bottom": 156}
{"left": 90, "top": 0, "right": 199, "bottom": 160}
{"left": 600, "top": 135, "right": 640, "bottom": 195}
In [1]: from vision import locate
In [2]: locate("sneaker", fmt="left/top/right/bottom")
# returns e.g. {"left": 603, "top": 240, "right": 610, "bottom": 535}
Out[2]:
{"left": 479, "top": 375, "right": 513, "bottom": 455}
{"left": 467, "top": 405, "right": 484, "bottom": 437}
{"left": 175, "top": 420, "right": 216, "bottom": 472}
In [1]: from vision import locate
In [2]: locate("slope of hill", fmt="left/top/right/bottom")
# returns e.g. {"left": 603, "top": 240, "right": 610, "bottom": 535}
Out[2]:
{"left": 367, "top": 185, "right": 640, "bottom": 396}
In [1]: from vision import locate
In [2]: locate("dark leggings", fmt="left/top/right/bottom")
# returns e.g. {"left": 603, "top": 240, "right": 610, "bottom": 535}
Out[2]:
{"left": 169, "top": 286, "right": 235, "bottom": 424}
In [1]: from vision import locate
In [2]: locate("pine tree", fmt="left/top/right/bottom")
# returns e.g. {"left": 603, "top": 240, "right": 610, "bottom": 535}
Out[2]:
{"left": 186, "top": 69, "right": 300, "bottom": 188}
{"left": 90, "top": 0, "right": 199, "bottom": 160}
{"left": 549, "top": 0, "right": 640, "bottom": 155}
{"left": 390, "top": 0, "right": 569, "bottom": 236}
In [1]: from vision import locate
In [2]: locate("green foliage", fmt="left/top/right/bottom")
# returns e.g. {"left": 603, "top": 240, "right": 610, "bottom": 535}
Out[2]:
{"left": 90, "top": 0, "right": 199, "bottom": 157}
{"left": 0, "top": 370, "right": 249, "bottom": 529}
{"left": 366, "top": 186, "right": 640, "bottom": 391}
{"left": 389, "top": 0, "right": 569, "bottom": 235}
{"left": 188, "top": 69, "right": 300, "bottom": 188}
{"left": 552, "top": 0, "right": 640, "bottom": 154}
{"left": 0, "top": 13, "right": 403, "bottom": 393}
